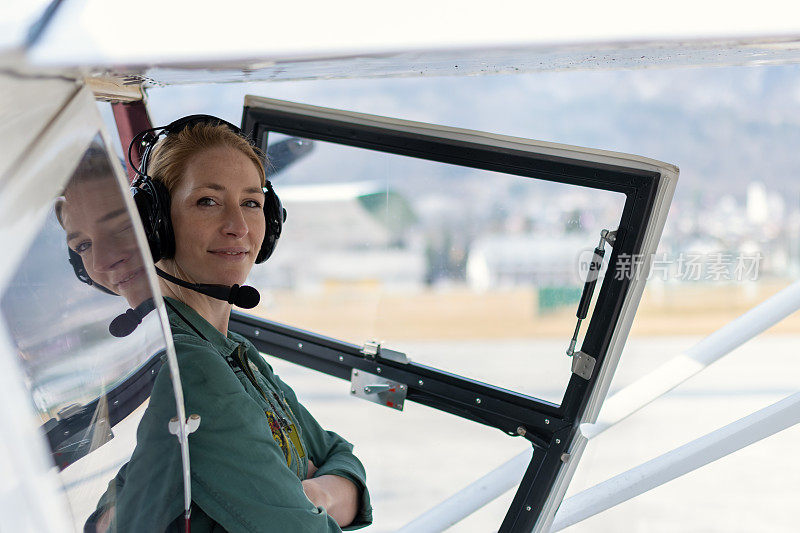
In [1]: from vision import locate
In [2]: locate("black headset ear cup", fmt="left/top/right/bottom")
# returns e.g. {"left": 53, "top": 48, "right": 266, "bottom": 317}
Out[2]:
{"left": 256, "top": 181, "right": 284, "bottom": 264}
{"left": 68, "top": 247, "right": 92, "bottom": 285}
{"left": 67, "top": 248, "right": 117, "bottom": 295}
{"left": 131, "top": 178, "right": 174, "bottom": 263}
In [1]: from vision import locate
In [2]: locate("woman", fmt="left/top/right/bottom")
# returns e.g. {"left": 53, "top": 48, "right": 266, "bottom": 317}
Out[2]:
{"left": 56, "top": 145, "right": 150, "bottom": 309}
{"left": 91, "top": 119, "right": 372, "bottom": 532}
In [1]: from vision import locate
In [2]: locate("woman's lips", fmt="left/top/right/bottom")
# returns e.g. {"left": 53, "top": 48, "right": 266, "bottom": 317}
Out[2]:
{"left": 114, "top": 267, "right": 144, "bottom": 290}
{"left": 208, "top": 249, "right": 249, "bottom": 261}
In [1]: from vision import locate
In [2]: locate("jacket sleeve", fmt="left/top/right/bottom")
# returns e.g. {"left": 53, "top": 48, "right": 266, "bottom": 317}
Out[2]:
{"left": 114, "top": 334, "right": 344, "bottom": 533}
{"left": 269, "top": 368, "right": 373, "bottom": 531}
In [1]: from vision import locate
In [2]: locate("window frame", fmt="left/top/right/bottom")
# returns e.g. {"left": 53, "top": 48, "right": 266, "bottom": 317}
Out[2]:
{"left": 237, "top": 95, "right": 676, "bottom": 532}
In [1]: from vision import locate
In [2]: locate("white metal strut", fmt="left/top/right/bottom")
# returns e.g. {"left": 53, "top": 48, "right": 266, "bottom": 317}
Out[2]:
{"left": 552, "top": 391, "right": 800, "bottom": 530}
{"left": 397, "top": 280, "right": 800, "bottom": 532}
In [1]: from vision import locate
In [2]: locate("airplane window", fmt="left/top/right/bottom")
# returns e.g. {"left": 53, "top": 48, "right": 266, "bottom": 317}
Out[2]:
{"left": 249, "top": 133, "right": 626, "bottom": 402}
{"left": 0, "top": 135, "right": 185, "bottom": 531}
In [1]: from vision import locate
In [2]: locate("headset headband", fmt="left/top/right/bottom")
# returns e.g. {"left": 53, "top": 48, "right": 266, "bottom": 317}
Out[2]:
{"left": 128, "top": 114, "right": 247, "bottom": 183}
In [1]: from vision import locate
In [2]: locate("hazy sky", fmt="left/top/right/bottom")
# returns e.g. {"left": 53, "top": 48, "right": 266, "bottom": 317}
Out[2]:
{"left": 137, "top": 63, "right": 800, "bottom": 201}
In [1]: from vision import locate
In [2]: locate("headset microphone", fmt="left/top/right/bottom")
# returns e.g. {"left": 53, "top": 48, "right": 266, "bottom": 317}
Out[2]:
{"left": 155, "top": 267, "right": 260, "bottom": 309}
{"left": 109, "top": 298, "right": 156, "bottom": 338}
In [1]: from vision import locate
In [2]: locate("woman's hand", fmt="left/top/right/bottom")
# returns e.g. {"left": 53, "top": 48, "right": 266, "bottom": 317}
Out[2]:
{"left": 301, "top": 477, "right": 332, "bottom": 509}
{"left": 306, "top": 459, "right": 318, "bottom": 478}
{"left": 301, "top": 460, "right": 359, "bottom": 527}
{"left": 95, "top": 506, "right": 115, "bottom": 533}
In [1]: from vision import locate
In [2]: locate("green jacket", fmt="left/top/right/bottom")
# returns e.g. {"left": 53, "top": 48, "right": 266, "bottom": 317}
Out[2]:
{"left": 94, "top": 297, "right": 372, "bottom": 532}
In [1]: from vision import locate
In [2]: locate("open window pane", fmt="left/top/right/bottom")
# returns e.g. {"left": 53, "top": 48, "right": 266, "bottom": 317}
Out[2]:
{"left": 241, "top": 96, "right": 675, "bottom": 531}
{"left": 249, "top": 133, "right": 626, "bottom": 403}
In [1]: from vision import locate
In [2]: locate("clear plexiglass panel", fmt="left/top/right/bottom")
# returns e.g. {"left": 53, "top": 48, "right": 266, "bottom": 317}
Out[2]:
{"left": 249, "top": 133, "right": 627, "bottom": 403}
{"left": 0, "top": 136, "right": 186, "bottom": 531}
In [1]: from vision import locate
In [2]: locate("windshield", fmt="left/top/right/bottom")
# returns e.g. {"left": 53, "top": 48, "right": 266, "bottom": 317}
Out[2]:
{"left": 0, "top": 135, "right": 186, "bottom": 530}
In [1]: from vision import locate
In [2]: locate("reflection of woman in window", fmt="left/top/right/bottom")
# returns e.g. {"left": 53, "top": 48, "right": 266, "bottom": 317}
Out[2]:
{"left": 55, "top": 146, "right": 151, "bottom": 310}
{"left": 90, "top": 121, "right": 372, "bottom": 532}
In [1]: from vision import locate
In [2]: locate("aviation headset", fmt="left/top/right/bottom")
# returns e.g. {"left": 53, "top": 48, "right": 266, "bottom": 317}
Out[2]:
{"left": 129, "top": 114, "right": 286, "bottom": 265}
{"left": 68, "top": 114, "right": 286, "bottom": 294}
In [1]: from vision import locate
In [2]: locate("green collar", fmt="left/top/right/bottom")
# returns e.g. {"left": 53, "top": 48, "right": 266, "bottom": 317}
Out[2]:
{"left": 163, "top": 296, "right": 240, "bottom": 353}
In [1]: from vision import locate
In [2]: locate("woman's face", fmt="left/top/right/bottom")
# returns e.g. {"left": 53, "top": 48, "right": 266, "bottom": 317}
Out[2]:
{"left": 167, "top": 145, "right": 266, "bottom": 288}
{"left": 61, "top": 176, "right": 150, "bottom": 307}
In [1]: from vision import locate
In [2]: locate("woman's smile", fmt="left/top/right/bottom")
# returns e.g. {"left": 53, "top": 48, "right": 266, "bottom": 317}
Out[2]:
{"left": 208, "top": 247, "right": 250, "bottom": 261}
{"left": 113, "top": 267, "right": 145, "bottom": 290}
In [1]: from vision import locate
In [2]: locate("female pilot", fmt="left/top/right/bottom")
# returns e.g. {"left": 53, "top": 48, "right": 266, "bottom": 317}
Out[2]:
{"left": 90, "top": 118, "right": 372, "bottom": 532}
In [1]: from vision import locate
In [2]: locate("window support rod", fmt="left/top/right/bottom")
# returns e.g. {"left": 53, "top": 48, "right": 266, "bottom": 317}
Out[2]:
{"left": 566, "top": 229, "right": 615, "bottom": 357}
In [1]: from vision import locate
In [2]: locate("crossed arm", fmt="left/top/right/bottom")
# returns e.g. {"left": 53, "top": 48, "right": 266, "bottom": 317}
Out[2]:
{"left": 301, "top": 460, "right": 359, "bottom": 527}
{"left": 96, "top": 461, "right": 358, "bottom": 532}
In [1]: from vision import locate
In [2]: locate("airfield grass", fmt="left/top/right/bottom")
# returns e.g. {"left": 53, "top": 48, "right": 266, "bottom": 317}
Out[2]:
{"left": 249, "top": 279, "right": 800, "bottom": 341}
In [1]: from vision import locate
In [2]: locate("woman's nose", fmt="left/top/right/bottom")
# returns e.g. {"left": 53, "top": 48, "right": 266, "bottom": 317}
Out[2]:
{"left": 221, "top": 204, "right": 249, "bottom": 238}
{"left": 91, "top": 237, "right": 131, "bottom": 272}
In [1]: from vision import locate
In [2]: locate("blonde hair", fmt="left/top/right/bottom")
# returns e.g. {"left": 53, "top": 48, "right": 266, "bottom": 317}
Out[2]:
{"left": 148, "top": 122, "right": 265, "bottom": 194}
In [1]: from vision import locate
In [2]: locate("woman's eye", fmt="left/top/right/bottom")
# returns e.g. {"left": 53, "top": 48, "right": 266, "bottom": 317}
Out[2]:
{"left": 74, "top": 241, "right": 91, "bottom": 254}
{"left": 197, "top": 197, "right": 218, "bottom": 207}
{"left": 243, "top": 200, "right": 262, "bottom": 209}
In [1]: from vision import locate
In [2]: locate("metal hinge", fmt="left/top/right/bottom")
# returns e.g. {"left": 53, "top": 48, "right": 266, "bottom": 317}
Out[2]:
{"left": 57, "top": 403, "right": 85, "bottom": 420}
{"left": 362, "top": 340, "right": 380, "bottom": 359}
{"left": 571, "top": 351, "right": 596, "bottom": 380}
{"left": 361, "top": 339, "right": 410, "bottom": 364}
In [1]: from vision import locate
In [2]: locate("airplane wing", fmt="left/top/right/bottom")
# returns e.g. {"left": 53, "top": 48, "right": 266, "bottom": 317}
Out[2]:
{"left": 3, "top": 0, "right": 800, "bottom": 89}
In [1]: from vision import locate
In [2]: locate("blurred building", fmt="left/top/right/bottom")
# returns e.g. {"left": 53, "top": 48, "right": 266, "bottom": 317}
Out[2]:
{"left": 250, "top": 181, "right": 425, "bottom": 291}
{"left": 466, "top": 234, "right": 591, "bottom": 291}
